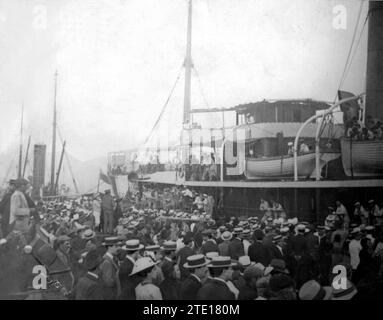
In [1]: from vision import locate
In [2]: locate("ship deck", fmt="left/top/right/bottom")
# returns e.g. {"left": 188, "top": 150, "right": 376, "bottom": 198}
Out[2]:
{"left": 140, "top": 171, "right": 383, "bottom": 189}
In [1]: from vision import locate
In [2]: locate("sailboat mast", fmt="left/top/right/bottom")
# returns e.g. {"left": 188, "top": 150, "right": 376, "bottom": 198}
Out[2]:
{"left": 183, "top": 0, "right": 193, "bottom": 125}
{"left": 18, "top": 103, "right": 24, "bottom": 179}
{"left": 50, "top": 70, "right": 58, "bottom": 195}
{"left": 365, "top": 1, "right": 383, "bottom": 120}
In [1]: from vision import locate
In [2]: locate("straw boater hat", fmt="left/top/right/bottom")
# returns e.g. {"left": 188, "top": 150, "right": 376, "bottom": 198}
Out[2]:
{"left": 122, "top": 239, "right": 144, "bottom": 251}
{"left": 205, "top": 252, "right": 219, "bottom": 260}
{"left": 82, "top": 229, "right": 96, "bottom": 240}
{"left": 145, "top": 245, "right": 160, "bottom": 252}
{"left": 241, "top": 229, "right": 251, "bottom": 238}
{"left": 221, "top": 231, "right": 233, "bottom": 241}
{"left": 160, "top": 241, "right": 177, "bottom": 251}
{"left": 297, "top": 224, "right": 306, "bottom": 233}
{"left": 280, "top": 227, "right": 289, "bottom": 234}
{"left": 332, "top": 280, "right": 358, "bottom": 300}
{"left": 207, "top": 256, "right": 237, "bottom": 268}
{"left": 202, "top": 229, "right": 214, "bottom": 236}
{"left": 273, "top": 235, "right": 283, "bottom": 243}
{"left": 243, "top": 265, "right": 264, "bottom": 280}
{"left": 299, "top": 280, "right": 333, "bottom": 300}
{"left": 350, "top": 227, "right": 361, "bottom": 235}
{"left": 233, "top": 227, "right": 243, "bottom": 235}
{"left": 183, "top": 254, "right": 209, "bottom": 269}
{"left": 102, "top": 236, "right": 121, "bottom": 246}
{"left": 130, "top": 257, "right": 159, "bottom": 276}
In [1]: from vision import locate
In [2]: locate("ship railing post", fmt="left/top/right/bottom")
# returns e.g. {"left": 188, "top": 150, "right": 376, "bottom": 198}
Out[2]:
{"left": 294, "top": 94, "right": 363, "bottom": 181}
{"left": 220, "top": 138, "right": 225, "bottom": 182}
{"left": 315, "top": 116, "right": 323, "bottom": 181}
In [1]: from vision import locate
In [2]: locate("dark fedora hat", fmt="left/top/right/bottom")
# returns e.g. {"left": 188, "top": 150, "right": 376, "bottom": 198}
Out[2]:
{"left": 84, "top": 249, "right": 103, "bottom": 271}
{"left": 270, "top": 259, "right": 289, "bottom": 274}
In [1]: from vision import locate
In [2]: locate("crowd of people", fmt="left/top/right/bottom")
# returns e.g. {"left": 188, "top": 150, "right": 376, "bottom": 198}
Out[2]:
{"left": 0, "top": 178, "right": 383, "bottom": 300}
{"left": 346, "top": 116, "right": 383, "bottom": 141}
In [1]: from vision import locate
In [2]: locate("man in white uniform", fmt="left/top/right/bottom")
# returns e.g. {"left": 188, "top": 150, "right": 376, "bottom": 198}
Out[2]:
{"left": 348, "top": 229, "right": 362, "bottom": 272}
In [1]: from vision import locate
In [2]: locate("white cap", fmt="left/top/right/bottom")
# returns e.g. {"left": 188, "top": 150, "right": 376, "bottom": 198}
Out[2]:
{"left": 238, "top": 255, "right": 252, "bottom": 267}
{"left": 24, "top": 245, "right": 33, "bottom": 254}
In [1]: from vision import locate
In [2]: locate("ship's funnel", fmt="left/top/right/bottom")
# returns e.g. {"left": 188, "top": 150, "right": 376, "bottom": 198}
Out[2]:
{"left": 365, "top": 1, "right": 383, "bottom": 121}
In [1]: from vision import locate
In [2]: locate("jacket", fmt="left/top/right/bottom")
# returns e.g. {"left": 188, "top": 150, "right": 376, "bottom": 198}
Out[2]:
{"left": 201, "top": 239, "right": 219, "bottom": 255}
{"left": 196, "top": 278, "right": 235, "bottom": 300}
{"left": 228, "top": 238, "right": 245, "bottom": 260}
{"left": 75, "top": 272, "right": 104, "bottom": 300}
{"left": 248, "top": 241, "right": 271, "bottom": 266}
{"left": 99, "top": 253, "right": 120, "bottom": 300}
{"left": 179, "top": 274, "right": 202, "bottom": 300}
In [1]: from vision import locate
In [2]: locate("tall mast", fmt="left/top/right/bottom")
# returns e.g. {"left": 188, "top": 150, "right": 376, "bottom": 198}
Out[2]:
{"left": 365, "top": 1, "right": 383, "bottom": 120}
{"left": 50, "top": 70, "right": 58, "bottom": 195}
{"left": 22, "top": 135, "right": 31, "bottom": 178}
{"left": 18, "top": 103, "right": 24, "bottom": 179}
{"left": 183, "top": 0, "right": 193, "bottom": 125}
{"left": 54, "top": 140, "right": 66, "bottom": 195}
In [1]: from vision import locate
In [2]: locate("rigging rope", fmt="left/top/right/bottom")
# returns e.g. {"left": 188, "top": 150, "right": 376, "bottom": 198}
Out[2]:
{"left": 57, "top": 126, "right": 80, "bottom": 194}
{"left": 142, "top": 65, "right": 184, "bottom": 147}
{"left": 193, "top": 67, "right": 210, "bottom": 108}
{"left": 342, "top": 12, "right": 369, "bottom": 88}
{"left": 334, "top": 0, "right": 366, "bottom": 102}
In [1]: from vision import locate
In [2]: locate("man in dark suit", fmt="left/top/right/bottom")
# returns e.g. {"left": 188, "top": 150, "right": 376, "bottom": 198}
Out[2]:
{"left": 119, "top": 239, "right": 144, "bottom": 300}
{"left": 248, "top": 229, "right": 272, "bottom": 266}
{"left": 98, "top": 237, "right": 121, "bottom": 300}
{"left": 0, "top": 180, "right": 16, "bottom": 237}
{"left": 289, "top": 225, "right": 314, "bottom": 289}
{"left": 75, "top": 248, "right": 104, "bottom": 300}
{"left": 196, "top": 256, "right": 236, "bottom": 300}
{"left": 228, "top": 228, "right": 245, "bottom": 260}
{"left": 180, "top": 254, "right": 209, "bottom": 300}
{"left": 269, "top": 235, "right": 285, "bottom": 261}
{"left": 159, "top": 241, "right": 177, "bottom": 271}
{"left": 159, "top": 260, "right": 180, "bottom": 300}
{"left": 176, "top": 233, "right": 195, "bottom": 280}
{"left": 201, "top": 229, "right": 219, "bottom": 255}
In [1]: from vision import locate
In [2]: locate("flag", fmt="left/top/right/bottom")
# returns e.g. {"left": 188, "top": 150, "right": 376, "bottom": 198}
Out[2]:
{"left": 99, "top": 170, "right": 111, "bottom": 185}
{"left": 338, "top": 90, "right": 361, "bottom": 126}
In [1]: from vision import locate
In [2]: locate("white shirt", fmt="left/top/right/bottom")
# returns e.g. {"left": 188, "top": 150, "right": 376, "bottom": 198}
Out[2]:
{"left": 336, "top": 204, "right": 348, "bottom": 216}
{"left": 135, "top": 283, "right": 162, "bottom": 300}
{"left": 349, "top": 239, "right": 362, "bottom": 269}
{"left": 354, "top": 206, "right": 369, "bottom": 218}
{"left": 226, "top": 280, "right": 239, "bottom": 300}
{"left": 176, "top": 238, "right": 185, "bottom": 253}
{"left": 243, "top": 239, "right": 251, "bottom": 256}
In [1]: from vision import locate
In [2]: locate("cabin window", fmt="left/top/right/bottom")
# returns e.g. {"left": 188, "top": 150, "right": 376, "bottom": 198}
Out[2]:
{"left": 293, "top": 109, "right": 302, "bottom": 122}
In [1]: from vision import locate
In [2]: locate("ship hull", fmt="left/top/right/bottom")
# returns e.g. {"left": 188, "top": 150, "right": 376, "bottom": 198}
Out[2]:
{"left": 341, "top": 138, "right": 383, "bottom": 177}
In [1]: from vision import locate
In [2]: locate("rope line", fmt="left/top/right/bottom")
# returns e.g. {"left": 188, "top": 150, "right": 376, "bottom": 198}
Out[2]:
{"left": 193, "top": 67, "right": 210, "bottom": 108}
{"left": 143, "top": 64, "right": 184, "bottom": 147}
{"left": 334, "top": 0, "right": 366, "bottom": 102}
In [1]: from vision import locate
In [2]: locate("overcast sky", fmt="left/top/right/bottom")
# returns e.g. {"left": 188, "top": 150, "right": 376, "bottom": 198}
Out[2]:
{"left": 0, "top": 0, "right": 368, "bottom": 162}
